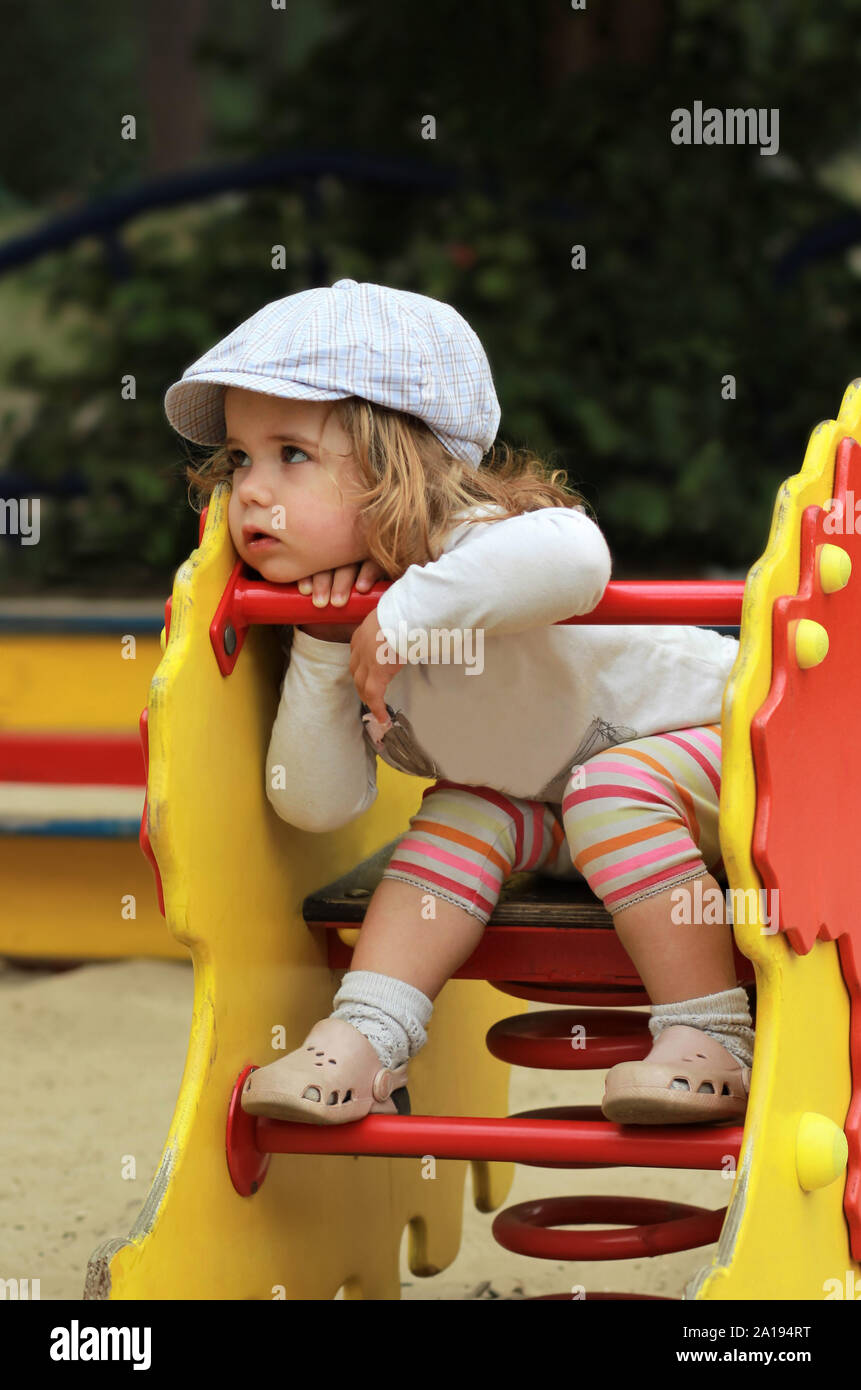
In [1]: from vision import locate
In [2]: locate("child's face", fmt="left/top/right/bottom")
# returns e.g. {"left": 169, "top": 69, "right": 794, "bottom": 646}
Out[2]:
{"left": 224, "top": 387, "right": 368, "bottom": 583}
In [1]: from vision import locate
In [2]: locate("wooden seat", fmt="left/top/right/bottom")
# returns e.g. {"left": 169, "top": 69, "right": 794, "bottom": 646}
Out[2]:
{"left": 304, "top": 842, "right": 753, "bottom": 998}
{"left": 303, "top": 837, "right": 615, "bottom": 928}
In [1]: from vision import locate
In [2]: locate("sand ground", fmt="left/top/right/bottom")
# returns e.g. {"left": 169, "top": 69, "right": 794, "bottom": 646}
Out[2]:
{"left": 1, "top": 955, "right": 730, "bottom": 1300}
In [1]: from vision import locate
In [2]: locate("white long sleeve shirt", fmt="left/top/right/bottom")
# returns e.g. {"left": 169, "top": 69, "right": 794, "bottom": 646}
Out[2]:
{"left": 266, "top": 504, "right": 739, "bottom": 832}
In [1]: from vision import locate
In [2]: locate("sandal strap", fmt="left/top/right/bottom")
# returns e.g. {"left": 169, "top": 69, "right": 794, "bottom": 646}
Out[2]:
{"left": 648, "top": 1023, "right": 747, "bottom": 1066}
{"left": 302, "top": 1017, "right": 409, "bottom": 1095}
{"left": 372, "top": 1064, "right": 409, "bottom": 1102}
{"left": 644, "top": 1024, "right": 751, "bottom": 1095}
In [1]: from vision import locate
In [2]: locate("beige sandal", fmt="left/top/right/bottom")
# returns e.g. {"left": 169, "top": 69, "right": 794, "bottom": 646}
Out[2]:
{"left": 601, "top": 1024, "right": 751, "bottom": 1125}
{"left": 240, "top": 1017, "right": 411, "bottom": 1125}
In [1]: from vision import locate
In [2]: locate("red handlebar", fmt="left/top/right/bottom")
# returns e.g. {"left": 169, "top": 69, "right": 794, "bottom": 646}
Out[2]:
{"left": 231, "top": 575, "right": 745, "bottom": 626}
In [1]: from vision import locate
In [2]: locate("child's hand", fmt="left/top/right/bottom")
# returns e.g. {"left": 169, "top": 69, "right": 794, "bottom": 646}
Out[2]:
{"left": 349, "top": 606, "right": 407, "bottom": 724}
{"left": 297, "top": 560, "right": 386, "bottom": 642}
{"left": 297, "top": 559, "right": 384, "bottom": 607}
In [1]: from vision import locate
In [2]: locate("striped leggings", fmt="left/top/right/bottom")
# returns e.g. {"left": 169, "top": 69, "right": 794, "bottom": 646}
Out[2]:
{"left": 381, "top": 725, "right": 724, "bottom": 923}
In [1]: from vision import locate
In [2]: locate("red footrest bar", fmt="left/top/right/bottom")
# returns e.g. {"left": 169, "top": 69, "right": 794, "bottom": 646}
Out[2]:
{"left": 254, "top": 1108, "right": 743, "bottom": 1167}
{"left": 504, "top": 1104, "right": 658, "bottom": 1170}
{"left": 225, "top": 1067, "right": 743, "bottom": 1196}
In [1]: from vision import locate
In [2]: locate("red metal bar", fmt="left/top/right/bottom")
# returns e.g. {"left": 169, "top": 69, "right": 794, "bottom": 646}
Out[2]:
{"left": 226, "top": 1080, "right": 743, "bottom": 1194}
{"left": 252, "top": 1108, "right": 743, "bottom": 1166}
{"left": 325, "top": 922, "right": 756, "bottom": 988}
{"left": 209, "top": 572, "right": 745, "bottom": 675}
{"left": 238, "top": 576, "right": 742, "bottom": 627}
{"left": 503, "top": 1105, "right": 656, "bottom": 1171}
{"left": 225, "top": 1071, "right": 738, "bottom": 1198}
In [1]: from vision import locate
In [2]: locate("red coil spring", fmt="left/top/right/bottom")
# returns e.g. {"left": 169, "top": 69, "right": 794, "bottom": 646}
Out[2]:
{"left": 484, "top": 982, "right": 736, "bottom": 1299}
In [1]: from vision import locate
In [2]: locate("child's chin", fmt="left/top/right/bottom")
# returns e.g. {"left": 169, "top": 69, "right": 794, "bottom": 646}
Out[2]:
{"left": 247, "top": 558, "right": 295, "bottom": 586}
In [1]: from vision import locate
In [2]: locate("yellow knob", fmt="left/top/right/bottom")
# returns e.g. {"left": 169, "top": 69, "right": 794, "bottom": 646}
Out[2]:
{"left": 159, "top": 626, "right": 167, "bottom": 653}
{"left": 818, "top": 543, "right": 851, "bottom": 594}
{"left": 793, "top": 618, "right": 828, "bottom": 668}
{"left": 796, "top": 1111, "right": 848, "bottom": 1191}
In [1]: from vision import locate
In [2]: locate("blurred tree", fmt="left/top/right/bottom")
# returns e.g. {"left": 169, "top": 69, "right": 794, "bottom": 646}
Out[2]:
{"left": 2, "top": 0, "right": 861, "bottom": 594}
{"left": 542, "top": 0, "right": 667, "bottom": 76}
{"left": 0, "top": 0, "right": 141, "bottom": 204}
{"left": 141, "top": 0, "right": 209, "bottom": 175}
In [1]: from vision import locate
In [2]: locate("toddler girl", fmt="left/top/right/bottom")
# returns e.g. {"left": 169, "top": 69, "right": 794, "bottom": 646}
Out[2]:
{"left": 164, "top": 278, "right": 754, "bottom": 1128}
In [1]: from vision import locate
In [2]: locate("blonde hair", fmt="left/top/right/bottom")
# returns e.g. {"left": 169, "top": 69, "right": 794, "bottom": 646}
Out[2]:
{"left": 183, "top": 395, "right": 594, "bottom": 579}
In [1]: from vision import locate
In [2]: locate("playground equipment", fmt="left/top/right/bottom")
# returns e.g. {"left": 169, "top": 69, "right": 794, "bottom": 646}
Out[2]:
{"left": 0, "top": 608, "right": 185, "bottom": 963}
{"left": 84, "top": 382, "right": 861, "bottom": 1299}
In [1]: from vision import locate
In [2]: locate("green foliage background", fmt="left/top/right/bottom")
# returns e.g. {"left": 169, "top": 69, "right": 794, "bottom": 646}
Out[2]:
{"left": 2, "top": 0, "right": 861, "bottom": 593}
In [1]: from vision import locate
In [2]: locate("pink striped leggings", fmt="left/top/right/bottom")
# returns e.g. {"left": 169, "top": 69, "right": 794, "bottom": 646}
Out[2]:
{"left": 381, "top": 725, "right": 725, "bottom": 923}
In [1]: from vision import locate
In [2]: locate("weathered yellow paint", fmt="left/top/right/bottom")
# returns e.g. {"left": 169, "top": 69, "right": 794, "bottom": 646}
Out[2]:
{"left": 686, "top": 382, "right": 861, "bottom": 1300}
{"left": 84, "top": 483, "right": 522, "bottom": 1300}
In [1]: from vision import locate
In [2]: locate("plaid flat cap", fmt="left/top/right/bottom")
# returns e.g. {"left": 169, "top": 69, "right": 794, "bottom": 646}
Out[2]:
{"left": 163, "top": 278, "right": 500, "bottom": 467}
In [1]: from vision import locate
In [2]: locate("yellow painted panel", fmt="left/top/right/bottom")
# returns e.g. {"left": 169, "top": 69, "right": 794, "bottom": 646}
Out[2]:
{"left": 84, "top": 483, "right": 522, "bottom": 1300}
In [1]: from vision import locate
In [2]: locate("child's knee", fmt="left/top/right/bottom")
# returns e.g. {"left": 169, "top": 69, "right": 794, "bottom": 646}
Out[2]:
{"left": 380, "top": 785, "right": 517, "bottom": 921}
{"left": 407, "top": 784, "right": 524, "bottom": 869}
{"left": 385, "top": 782, "right": 561, "bottom": 905}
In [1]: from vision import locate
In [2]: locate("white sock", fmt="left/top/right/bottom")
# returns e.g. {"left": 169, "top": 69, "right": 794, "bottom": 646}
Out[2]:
{"left": 330, "top": 970, "right": 433, "bottom": 1071}
{"left": 649, "top": 986, "right": 755, "bottom": 1069}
